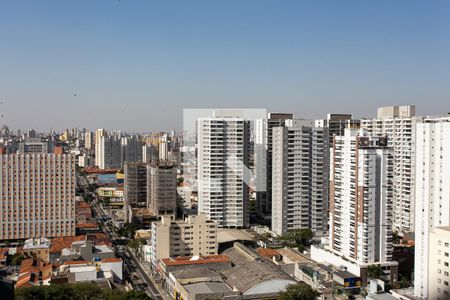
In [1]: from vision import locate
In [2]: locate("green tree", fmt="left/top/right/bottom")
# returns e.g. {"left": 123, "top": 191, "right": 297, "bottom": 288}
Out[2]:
{"left": 248, "top": 199, "right": 256, "bottom": 214}
{"left": 118, "top": 222, "right": 137, "bottom": 238}
{"left": 8, "top": 253, "right": 25, "bottom": 266}
{"left": 128, "top": 238, "right": 145, "bottom": 255}
{"left": 14, "top": 283, "right": 151, "bottom": 300}
{"left": 367, "top": 265, "right": 383, "bottom": 280}
{"left": 278, "top": 283, "right": 319, "bottom": 300}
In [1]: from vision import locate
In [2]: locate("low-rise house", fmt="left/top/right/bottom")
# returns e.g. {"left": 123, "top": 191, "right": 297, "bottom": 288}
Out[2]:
{"left": 61, "top": 240, "right": 115, "bottom": 262}
{"left": 22, "top": 238, "right": 51, "bottom": 263}
{"left": 15, "top": 259, "right": 53, "bottom": 289}
{"left": 50, "top": 234, "right": 111, "bottom": 264}
{"left": 60, "top": 257, "right": 123, "bottom": 283}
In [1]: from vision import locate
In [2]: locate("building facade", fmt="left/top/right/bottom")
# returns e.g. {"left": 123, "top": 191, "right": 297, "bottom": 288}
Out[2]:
{"left": 361, "top": 105, "right": 418, "bottom": 233}
{"left": 414, "top": 116, "right": 450, "bottom": 299}
{"left": 428, "top": 226, "right": 450, "bottom": 300}
{"left": 329, "top": 129, "right": 393, "bottom": 264}
{"left": 197, "top": 110, "right": 250, "bottom": 228}
{"left": 255, "top": 113, "right": 293, "bottom": 222}
{"left": 150, "top": 214, "right": 218, "bottom": 268}
{"left": 0, "top": 153, "right": 76, "bottom": 240}
{"left": 271, "top": 119, "right": 329, "bottom": 236}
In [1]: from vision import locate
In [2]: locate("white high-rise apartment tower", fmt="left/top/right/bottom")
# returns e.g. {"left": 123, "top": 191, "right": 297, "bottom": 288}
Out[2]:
{"left": 271, "top": 119, "right": 329, "bottom": 236}
{"left": 159, "top": 134, "right": 169, "bottom": 161}
{"left": 94, "top": 129, "right": 106, "bottom": 167}
{"left": 329, "top": 129, "right": 394, "bottom": 264}
{"left": 414, "top": 116, "right": 450, "bottom": 299}
{"left": 0, "top": 153, "right": 76, "bottom": 240}
{"left": 361, "top": 105, "right": 419, "bottom": 233}
{"left": 255, "top": 113, "right": 293, "bottom": 222}
{"left": 197, "top": 110, "right": 249, "bottom": 228}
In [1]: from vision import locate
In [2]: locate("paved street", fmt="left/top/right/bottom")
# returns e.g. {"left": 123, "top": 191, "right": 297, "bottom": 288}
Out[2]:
{"left": 77, "top": 174, "right": 168, "bottom": 300}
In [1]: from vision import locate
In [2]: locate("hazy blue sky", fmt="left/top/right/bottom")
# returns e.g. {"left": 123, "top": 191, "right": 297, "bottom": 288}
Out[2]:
{"left": 1, "top": 0, "right": 449, "bottom": 132}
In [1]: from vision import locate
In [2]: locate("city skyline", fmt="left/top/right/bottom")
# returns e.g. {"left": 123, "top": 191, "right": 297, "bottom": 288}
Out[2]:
{"left": 1, "top": 1, "right": 450, "bottom": 131}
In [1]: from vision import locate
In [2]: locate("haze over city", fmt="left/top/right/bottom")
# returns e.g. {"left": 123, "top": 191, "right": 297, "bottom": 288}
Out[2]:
{"left": 1, "top": 0, "right": 450, "bottom": 131}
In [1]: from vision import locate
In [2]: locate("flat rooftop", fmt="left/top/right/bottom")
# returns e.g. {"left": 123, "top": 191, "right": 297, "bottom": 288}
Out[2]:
{"left": 184, "top": 282, "right": 234, "bottom": 294}
{"left": 217, "top": 228, "right": 255, "bottom": 244}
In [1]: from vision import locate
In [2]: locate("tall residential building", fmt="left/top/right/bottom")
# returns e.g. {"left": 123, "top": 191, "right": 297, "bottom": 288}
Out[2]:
{"left": 142, "top": 144, "right": 158, "bottom": 163}
{"left": 255, "top": 113, "right": 293, "bottom": 222}
{"left": 330, "top": 130, "right": 393, "bottom": 263}
{"left": 147, "top": 162, "right": 177, "bottom": 216}
{"left": 197, "top": 110, "right": 250, "bottom": 228}
{"left": 428, "top": 227, "right": 450, "bottom": 300}
{"left": 150, "top": 214, "right": 218, "bottom": 268}
{"left": 414, "top": 116, "right": 450, "bottom": 299}
{"left": 311, "top": 129, "right": 397, "bottom": 284}
{"left": 315, "top": 114, "right": 361, "bottom": 144}
{"left": 97, "top": 134, "right": 122, "bottom": 169}
{"left": 159, "top": 134, "right": 169, "bottom": 161}
{"left": 124, "top": 162, "right": 148, "bottom": 208}
{"left": 94, "top": 129, "right": 106, "bottom": 167}
{"left": 121, "top": 135, "right": 142, "bottom": 163}
{"left": 84, "top": 131, "right": 93, "bottom": 150}
{"left": 0, "top": 153, "right": 76, "bottom": 240}
{"left": 271, "top": 119, "right": 329, "bottom": 236}
{"left": 361, "top": 105, "right": 418, "bottom": 233}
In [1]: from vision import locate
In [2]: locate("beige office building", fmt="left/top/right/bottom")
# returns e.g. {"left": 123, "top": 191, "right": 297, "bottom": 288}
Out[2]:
{"left": 0, "top": 153, "right": 76, "bottom": 240}
{"left": 150, "top": 214, "right": 217, "bottom": 268}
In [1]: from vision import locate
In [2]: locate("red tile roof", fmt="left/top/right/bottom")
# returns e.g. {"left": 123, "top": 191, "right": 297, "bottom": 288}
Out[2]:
{"left": 160, "top": 255, "right": 230, "bottom": 266}
{"left": 50, "top": 234, "right": 110, "bottom": 253}
{"left": 75, "top": 223, "right": 99, "bottom": 229}
{"left": 63, "top": 260, "right": 88, "bottom": 265}
{"left": 257, "top": 247, "right": 280, "bottom": 259}
{"left": 16, "top": 259, "right": 53, "bottom": 289}
{"left": 76, "top": 202, "right": 91, "bottom": 209}
{"left": 0, "top": 248, "right": 9, "bottom": 262}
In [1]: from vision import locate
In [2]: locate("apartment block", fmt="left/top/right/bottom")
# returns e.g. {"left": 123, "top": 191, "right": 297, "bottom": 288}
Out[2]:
{"left": 255, "top": 113, "right": 293, "bottom": 222}
{"left": 0, "top": 153, "right": 76, "bottom": 240}
{"left": 271, "top": 119, "right": 329, "bottom": 236}
{"left": 315, "top": 114, "right": 360, "bottom": 144}
{"left": 94, "top": 129, "right": 106, "bottom": 168}
{"left": 197, "top": 110, "right": 250, "bottom": 228}
{"left": 361, "top": 105, "right": 418, "bottom": 233}
{"left": 311, "top": 129, "right": 397, "bottom": 285}
{"left": 121, "top": 135, "right": 142, "bottom": 163}
{"left": 84, "top": 131, "right": 93, "bottom": 150}
{"left": 150, "top": 214, "right": 218, "bottom": 268}
{"left": 329, "top": 129, "right": 393, "bottom": 264}
{"left": 414, "top": 116, "right": 450, "bottom": 299}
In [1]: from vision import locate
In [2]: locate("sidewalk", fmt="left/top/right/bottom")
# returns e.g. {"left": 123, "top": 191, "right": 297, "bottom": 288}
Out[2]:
{"left": 129, "top": 249, "right": 171, "bottom": 300}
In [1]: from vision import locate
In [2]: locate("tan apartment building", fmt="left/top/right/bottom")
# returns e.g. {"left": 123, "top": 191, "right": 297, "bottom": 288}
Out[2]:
{"left": 150, "top": 214, "right": 217, "bottom": 268}
{"left": 0, "top": 153, "right": 76, "bottom": 240}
